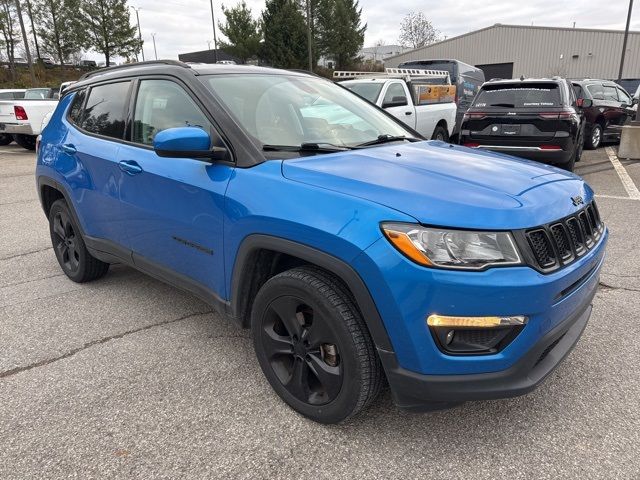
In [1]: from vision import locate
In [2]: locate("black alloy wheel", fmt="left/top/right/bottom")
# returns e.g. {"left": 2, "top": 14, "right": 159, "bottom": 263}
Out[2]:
{"left": 52, "top": 208, "right": 81, "bottom": 275}
{"left": 260, "top": 295, "right": 343, "bottom": 406}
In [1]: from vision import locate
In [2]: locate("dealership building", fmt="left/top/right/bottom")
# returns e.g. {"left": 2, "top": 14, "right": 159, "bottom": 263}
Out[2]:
{"left": 385, "top": 24, "right": 640, "bottom": 81}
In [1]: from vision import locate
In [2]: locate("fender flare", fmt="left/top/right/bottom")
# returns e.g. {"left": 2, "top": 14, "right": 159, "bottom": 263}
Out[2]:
{"left": 230, "top": 234, "right": 394, "bottom": 352}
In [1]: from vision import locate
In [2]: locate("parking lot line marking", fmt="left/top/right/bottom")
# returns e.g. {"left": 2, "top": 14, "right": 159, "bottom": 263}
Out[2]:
{"left": 605, "top": 147, "right": 640, "bottom": 200}
{"left": 595, "top": 194, "right": 640, "bottom": 201}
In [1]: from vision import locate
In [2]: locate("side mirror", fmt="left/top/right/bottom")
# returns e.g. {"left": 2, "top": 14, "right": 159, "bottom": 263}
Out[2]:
{"left": 632, "top": 97, "right": 638, "bottom": 106}
{"left": 382, "top": 96, "right": 408, "bottom": 108}
{"left": 153, "top": 127, "right": 228, "bottom": 161}
{"left": 577, "top": 98, "right": 592, "bottom": 108}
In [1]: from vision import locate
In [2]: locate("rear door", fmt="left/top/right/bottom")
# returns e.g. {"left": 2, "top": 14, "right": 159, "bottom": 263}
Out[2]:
{"left": 380, "top": 81, "right": 416, "bottom": 129}
{"left": 63, "top": 81, "right": 131, "bottom": 244}
{"left": 117, "top": 77, "right": 232, "bottom": 299}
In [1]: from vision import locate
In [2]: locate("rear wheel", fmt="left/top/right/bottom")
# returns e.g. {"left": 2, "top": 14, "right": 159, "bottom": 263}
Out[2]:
{"left": 585, "top": 124, "right": 602, "bottom": 150}
{"left": 251, "top": 266, "right": 383, "bottom": 423}
{"left": 13, "top": 134, "right": 36, "bottom": 150}
{"left": 431, "top": 125, "right": 449, "bottom": 142}
{"left": 0, "top": 133, "right": 13, "bottom": 145}
{"left": 48, "top": 199, "right": 110, "bottom": 282}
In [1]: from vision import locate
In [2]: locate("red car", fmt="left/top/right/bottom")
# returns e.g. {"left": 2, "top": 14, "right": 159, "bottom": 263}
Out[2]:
{"left": 571, "top": 79, "right": 637, "bottom": 149}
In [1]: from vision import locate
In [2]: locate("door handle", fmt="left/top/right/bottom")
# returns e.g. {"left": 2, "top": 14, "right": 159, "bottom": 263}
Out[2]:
{"left": 118, "top": 160, "right": 143, "bottom": 175}
{"left": 405, "top": 111, "right": 413, "bottom": 116}
{"left": 60, "top": 144, "right": 76, "bottom": 154}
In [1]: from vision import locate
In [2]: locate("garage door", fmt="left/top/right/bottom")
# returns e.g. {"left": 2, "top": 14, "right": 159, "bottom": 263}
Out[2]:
{"left": 476, "top": 63, "right": 514, "bottom": 81}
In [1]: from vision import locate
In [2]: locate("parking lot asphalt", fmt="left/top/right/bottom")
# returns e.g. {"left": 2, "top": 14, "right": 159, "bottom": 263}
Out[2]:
{"left": 1, "top": 144, "right": 639, "bottom": 479}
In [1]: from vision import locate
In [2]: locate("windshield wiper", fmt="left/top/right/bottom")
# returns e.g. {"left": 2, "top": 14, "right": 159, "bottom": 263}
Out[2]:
{"left": 262, "top": 142, "right": 352, "bottom": 153}
{"left": 355, "top": 134, "right": 421, "bottom": 148}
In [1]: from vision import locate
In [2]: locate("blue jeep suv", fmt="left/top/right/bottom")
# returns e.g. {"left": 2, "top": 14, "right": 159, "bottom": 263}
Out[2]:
{"left": 36, "top": 61, "right": 608, "bottom": 423}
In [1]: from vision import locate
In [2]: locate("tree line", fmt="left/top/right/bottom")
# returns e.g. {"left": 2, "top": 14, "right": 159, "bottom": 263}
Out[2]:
{"left": 0, "top": 0, "right": 140, "bottom": 73}
{"left": 218, "top": 0, "right": 366, "bottom": 70}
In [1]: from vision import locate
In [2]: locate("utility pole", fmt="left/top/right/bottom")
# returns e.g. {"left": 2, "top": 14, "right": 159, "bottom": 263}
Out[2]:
{"left": 618, "top": 0, "right": 634, "bottom": 80}
{"left": 14, "top": 0, "right": 35, "bottom": 85}
{"left": 305, "top": 0, "right": 312, "bottom": 71}
{"left": 131, "top": 6, "right": 145, "bottom": 62}
{"left": 151, "top": 33, "right": 158, "bottom": 60}
{"left": 209, "top": 0, "right": 218, "bottom": 62}
{"left": 25, "top": 0, "right": 40, "bottom": 61}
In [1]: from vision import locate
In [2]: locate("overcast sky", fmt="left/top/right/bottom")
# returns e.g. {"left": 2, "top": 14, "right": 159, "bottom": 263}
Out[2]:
{"left": 107, "top": 0, "right": 639, "bottom": 63}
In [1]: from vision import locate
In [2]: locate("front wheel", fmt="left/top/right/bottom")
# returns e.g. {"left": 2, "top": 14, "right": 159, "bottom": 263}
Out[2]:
{"left": 251, "top": 266, "right": 384, "bottom": 423}
{"left": 13, "top": 134, "right": 36, "bottom": 150}
{"left": 431, "top": 125, "right": 449, "bottom": 142}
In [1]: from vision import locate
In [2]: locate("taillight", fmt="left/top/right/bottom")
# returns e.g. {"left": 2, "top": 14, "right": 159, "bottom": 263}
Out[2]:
{"left": 14, "top": 105, "right": 28, "bottom": 120}
{"left": 463, "top": 112, "right": 487, "bottom": 120}
{"left": 539, "top": 110, "right": 573, "bottom": 119}
{"left": 540, "top": 145, "right": 562, "bottom": 150}
{"left": 463, "top": 142, "right": 480, "bottom": 148}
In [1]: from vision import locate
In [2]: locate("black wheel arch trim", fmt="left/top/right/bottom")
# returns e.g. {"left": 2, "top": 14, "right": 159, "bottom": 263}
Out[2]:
{"left": 230, "top": 234, "right": 394, "bottom": 352}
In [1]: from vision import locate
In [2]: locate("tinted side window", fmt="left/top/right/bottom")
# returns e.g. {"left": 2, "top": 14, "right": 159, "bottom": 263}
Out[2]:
{"left": 82, "top": 81, "right": 131, "bottom": 139}
{"left": 68, "top": 89, "right": 86, "bottom": 125}
{"left": 132, "top": 79, "right": 211, "bottom": 146}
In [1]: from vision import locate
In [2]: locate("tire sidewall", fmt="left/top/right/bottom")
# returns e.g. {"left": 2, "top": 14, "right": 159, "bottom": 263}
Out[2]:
{"left": 589, "top": 124, "right": 602, "bottom": 149}
{"left": 251, "top": 274, "right": 365, "bottom": 423}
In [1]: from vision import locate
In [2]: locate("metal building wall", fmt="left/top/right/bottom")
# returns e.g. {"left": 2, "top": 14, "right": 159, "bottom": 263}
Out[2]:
{"left": 385, "top": 25, "right": 640, "bottom": 79}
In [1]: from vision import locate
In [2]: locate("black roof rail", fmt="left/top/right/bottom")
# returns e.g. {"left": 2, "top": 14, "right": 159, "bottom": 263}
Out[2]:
{"left": 79, "top": 60, "right": 191, "bottom": 80}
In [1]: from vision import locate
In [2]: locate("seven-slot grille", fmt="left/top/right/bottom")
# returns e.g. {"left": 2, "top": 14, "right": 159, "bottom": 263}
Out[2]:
{"left": 525, "top": 201, "right": 603, "bottom": 271}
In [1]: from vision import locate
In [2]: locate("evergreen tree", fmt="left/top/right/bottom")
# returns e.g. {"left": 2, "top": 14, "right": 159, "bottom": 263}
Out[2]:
{"left": 261, "top": 0, "right": 308, "bottom": 69}
{"left": 35, "top": 0, "right": 83, "bottom": 64}
{"left": 316, "top": 0, "right": 365, "bottom": 69}
{"left": 218, "top": 1, "right": 261, "bottom": 63}
{"left": 80, "top": 0, "right": 140, "bottom": 66}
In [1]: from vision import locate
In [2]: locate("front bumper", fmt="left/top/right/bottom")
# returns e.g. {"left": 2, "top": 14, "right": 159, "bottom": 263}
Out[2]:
{"left": 0, "top": 123, "right": 33, "bottom": 135}
{"left": 379, "top": 290, "right": 594, "bottom": 410}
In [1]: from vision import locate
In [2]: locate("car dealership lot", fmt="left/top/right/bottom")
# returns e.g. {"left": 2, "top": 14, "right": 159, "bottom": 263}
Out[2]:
{"left": 1, "top": 145, "right": 639, "bottom": 478}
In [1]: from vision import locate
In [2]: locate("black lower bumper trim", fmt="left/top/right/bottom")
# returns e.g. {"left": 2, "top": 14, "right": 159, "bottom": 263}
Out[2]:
{"left": 380, "top": 287, "right": 595, "bottom": 411}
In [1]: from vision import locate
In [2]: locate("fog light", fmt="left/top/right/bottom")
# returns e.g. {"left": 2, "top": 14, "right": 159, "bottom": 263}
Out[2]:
{"left": 427, "top": 314, "right": 528, "bottom": 328}
{"left": 427, "top": 315, "right": 528, "bottom": 355}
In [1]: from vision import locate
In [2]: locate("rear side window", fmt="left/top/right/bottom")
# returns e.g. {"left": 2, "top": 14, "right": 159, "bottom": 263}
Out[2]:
{"left": 68, "top": 89, "right": 86, "bottom": 125}
{"left": 473, "top": 83, "right": 561, "bottom": 108}
{"left": 82, "top": 81, "right": 131, "bottom": 139}
{"left": 587, "top": 84, "right": 604, "bottom": 100}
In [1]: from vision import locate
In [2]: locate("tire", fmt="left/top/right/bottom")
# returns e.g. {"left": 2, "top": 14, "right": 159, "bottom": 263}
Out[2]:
{"left": 251, "top": 266, "right": 384, "bottom": 424}
{"left": 574, "top": 127, "right": 584, "bottom": 163}
{"left": 48, "top": 199, "right": 110, "bottom": 283}
{"left": 0, "top": 133, "right": 13, "bottom": 145}
{"left": 431, "top": 125, "right": 449, "bottom": 142}
{"left": 13, "top": 134, "right": 36, "bottom": 150}
{"left": 585, "top": 123, "right": 602, "bottom": 150}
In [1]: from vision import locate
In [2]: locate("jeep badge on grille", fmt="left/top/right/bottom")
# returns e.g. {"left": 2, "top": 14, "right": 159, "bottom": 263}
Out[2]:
{"left": 571, "top": 195, "right": 584, "bottom": 206}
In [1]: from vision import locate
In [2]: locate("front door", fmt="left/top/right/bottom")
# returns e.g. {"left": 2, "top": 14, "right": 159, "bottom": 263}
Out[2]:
{"left": 117, "top": 78, "right": 233, "bottom": 299}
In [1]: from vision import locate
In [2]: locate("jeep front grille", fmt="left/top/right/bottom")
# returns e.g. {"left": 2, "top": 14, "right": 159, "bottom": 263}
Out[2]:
{"left": 524, "top": 201, "right": 604, "bottom": 272}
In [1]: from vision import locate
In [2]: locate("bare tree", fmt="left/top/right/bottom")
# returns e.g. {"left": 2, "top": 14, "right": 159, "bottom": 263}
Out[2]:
{"left": 398, "top": 11, "right": 440, "bottom": 49}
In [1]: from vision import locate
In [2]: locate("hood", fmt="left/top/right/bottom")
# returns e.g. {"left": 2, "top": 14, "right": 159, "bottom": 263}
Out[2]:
{"left": 281, "top": 141, "right": 592, "bottom": 230}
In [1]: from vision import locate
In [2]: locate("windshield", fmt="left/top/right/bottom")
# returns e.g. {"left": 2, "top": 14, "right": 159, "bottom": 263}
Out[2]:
{"left": 473, "top": 83, "right": 561, "bottom": 108}
{"left": 201, "top": 74, "right": 412, "bottom": 149}
{"left": 341, "top": 81, "right": 384, "bottom": 103}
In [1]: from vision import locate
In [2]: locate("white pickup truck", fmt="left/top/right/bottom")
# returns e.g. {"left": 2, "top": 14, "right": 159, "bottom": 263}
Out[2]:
{"left": 0, "top": 82, "right": 74, "bottom": 150}
{"left": 336, "top": 68, "right": 457, "bottom": 141}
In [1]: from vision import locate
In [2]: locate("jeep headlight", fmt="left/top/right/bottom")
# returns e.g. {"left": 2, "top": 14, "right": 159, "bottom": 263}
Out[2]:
{"left": 381, "top": 223, "right": 522, "bottom": 270}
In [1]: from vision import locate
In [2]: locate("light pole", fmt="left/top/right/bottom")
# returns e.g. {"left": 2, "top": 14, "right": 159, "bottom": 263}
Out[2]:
{"left": 151, "top": 33, "right": 158, "bottom": 60}
{"left": 209, "top": 0, "right": 218, "bottom": 63}
{"left": 618, "top": 0, "right": 634, "bottom": 80}
{"left": 130, "top": 6, "right": 145, "bottom": 62}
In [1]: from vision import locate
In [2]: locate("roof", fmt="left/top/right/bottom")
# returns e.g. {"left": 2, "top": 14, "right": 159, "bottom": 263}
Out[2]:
{"left": 385, "top": 23, "right": 640, "bottom": 61}
{"left": 69, "top": 60, "right": 313, "bottom": 91}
